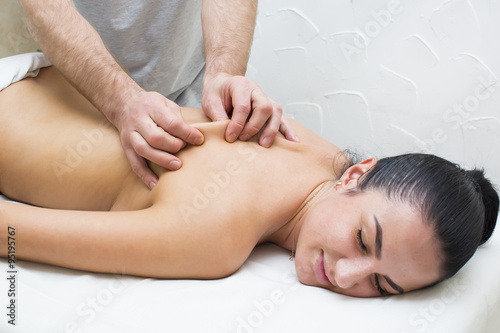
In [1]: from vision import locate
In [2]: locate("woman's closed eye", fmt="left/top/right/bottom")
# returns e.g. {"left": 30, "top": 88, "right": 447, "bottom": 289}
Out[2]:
{"left": 356, "top": 229, "right": 367, "bottom": 253}
{"left": 375, "top": 274, "right": 389, "bottom": 296}
{"left": 357, "top": 230, "right": 389, "bottom": 296}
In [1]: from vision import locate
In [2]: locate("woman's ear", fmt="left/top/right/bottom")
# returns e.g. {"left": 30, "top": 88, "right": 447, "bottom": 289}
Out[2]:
{"left": 338, "top": 158, "right": 377, "bottom": 188}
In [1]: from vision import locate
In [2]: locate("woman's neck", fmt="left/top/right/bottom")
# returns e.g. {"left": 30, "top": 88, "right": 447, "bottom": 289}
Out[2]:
{"left": 263, "top": 180, "right": 335, "bottom": 251}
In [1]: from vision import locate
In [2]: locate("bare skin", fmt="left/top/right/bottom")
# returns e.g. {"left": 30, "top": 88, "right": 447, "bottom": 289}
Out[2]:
{"left": 18, "top": 0, "right": 297, "bottom": 189}
{"left": 0, "top": 68, "right": 444, "bottom": 297}
{"left": 0, "top": 67, "right": 344, "bottom": 280}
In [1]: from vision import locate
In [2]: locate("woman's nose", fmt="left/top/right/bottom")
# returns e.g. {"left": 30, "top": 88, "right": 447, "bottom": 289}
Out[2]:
{"left": 334, "top": 257, "right": 373, "bottom": 289}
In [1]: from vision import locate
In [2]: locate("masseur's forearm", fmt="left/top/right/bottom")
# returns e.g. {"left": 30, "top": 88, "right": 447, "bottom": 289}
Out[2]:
{"left": 18, "top": 0, "right": 141, "bottom": 123}
{"left": 201, "top": 0, "right": 258, "bottom": 78}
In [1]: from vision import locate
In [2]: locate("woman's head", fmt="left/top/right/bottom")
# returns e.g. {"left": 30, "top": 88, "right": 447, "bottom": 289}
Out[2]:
{"left": 294, "top": 153, "right": 498, "bottom": 297}
{"left": 354, "top": 154, "right": 498, "bottom": 280}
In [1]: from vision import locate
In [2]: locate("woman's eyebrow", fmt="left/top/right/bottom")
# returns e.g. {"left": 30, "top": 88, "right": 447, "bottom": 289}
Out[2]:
{"left": 374, "top": 215, "right": 383, "bottom": 259}
{"left": 383, "top": 275, "right": 405, "bottom": 294}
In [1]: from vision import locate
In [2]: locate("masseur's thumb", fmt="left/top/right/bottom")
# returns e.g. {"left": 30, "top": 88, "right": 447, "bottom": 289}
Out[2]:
{"left": 202, "top": 96, "right": 230, "bottom": 122}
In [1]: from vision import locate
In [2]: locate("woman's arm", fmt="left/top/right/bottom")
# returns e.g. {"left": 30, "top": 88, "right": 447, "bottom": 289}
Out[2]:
{"left": 0, "top": 201, "right": 243, "bottom": 279}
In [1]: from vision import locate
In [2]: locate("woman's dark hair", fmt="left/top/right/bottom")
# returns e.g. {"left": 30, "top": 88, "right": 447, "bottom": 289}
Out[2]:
{"left": 350, "top": 153, "right": 499, "bottom": 281}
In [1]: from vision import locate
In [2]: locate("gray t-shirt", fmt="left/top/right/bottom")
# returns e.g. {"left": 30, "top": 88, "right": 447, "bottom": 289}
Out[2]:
{"left": 74, "top": 0, "right": 205, "bottom": 106}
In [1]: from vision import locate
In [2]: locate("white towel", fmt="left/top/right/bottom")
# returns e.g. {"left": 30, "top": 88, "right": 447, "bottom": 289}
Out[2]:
{"left": 0, "top": 52, "right": 51, "bottom": 92}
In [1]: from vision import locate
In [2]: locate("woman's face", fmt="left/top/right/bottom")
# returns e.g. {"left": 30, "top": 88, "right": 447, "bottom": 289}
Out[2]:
{"left": 294, "top": 161, "right": 443, "bottom": 297}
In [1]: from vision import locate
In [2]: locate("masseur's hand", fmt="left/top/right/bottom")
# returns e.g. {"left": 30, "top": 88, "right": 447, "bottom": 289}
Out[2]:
{"left": 115, "top": 90, "right": 204, "bottom": 189}
{"left": 202, "top": 73, "right": 298, "bottom": 147}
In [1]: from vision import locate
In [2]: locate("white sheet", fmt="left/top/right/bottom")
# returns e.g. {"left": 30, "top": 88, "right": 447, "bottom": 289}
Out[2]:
{"left": 0, "top": 52, "right": 51, "bottom": 92}
{"left": 0, "top": 54, "right": 499, "bottom": 333}
{"left": 0, "top": 197, "right": 498, "bottom": 332}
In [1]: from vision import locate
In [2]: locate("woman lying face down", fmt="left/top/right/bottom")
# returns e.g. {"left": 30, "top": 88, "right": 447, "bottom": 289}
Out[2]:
{"left": 0, "top": 67, "right": 497, "bottom": 298}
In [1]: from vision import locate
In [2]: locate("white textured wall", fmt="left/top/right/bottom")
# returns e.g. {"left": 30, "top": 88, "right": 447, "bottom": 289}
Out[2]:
{"left": 248, "top": 0, "right": 500, "bottom": 186}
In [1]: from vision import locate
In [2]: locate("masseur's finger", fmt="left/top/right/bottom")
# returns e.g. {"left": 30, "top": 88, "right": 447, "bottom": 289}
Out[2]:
{"left": 257, "top": 108, "right": 282, "bottom": 148}
{"left": 152, "top": 99, "right": 204, "bottom": 147}
{"left": 137, "top": 116, "right": 187, "bottom": 156}
{"left": 202, "top": 92, "right": 231, "bottom": 122}
{"left": 224, "top": 78, "right": 252, "bottom": 142}
{"left": 122, "top": 136, "right": 160, "bottom": 190}
{"left": 129, "top": 130, "right": 185, "bottom": 172}
{"left": 279, "top": 116, "right": 299, "bottom": 142}
{"left": 238, "top": 88, "right": 275, "bottom": 143}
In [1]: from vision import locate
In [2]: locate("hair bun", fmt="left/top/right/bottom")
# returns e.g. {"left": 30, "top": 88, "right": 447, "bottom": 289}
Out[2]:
{"left": 466, "top": 169, "right": 499, "bottom": 244}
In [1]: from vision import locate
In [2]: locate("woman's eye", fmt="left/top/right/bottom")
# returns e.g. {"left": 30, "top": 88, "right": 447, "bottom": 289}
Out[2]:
{"left": 375, "top": 274, "right": 389, "bottom": 296}
{"left": 356, "top": 229, "right": 367, "bottom": 252}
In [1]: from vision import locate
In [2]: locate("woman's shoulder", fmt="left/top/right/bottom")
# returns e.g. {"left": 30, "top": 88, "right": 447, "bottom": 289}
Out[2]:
{"left": 284, "top": 116, "right": 340, "bottom": 151}
{"left": 179, "top": 107, "right": 343, "bottom": 155}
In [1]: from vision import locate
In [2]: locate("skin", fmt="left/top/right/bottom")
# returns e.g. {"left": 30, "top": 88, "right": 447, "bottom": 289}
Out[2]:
{"left": 0, "top": 68, "right": 442, "bottom": 297}
{"left": 292, "top": 169, "right": 443, "bottom": 297}
{"left": 17, "top": 0, "right": 297, "bottom": 190}
{"left": 201, "top": 0, "right": 297, "bottom": 146}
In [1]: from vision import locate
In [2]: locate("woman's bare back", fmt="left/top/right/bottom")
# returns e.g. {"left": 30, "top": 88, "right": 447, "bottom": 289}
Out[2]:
{"left": 0, "top": 67, "right": 343, "bottom": 212}
{"left": 0, "top": 67, "right": 346, "bottom": 278}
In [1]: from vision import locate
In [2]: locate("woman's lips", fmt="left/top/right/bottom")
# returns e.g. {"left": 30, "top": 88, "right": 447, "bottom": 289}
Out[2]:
{"left": 315, "top": 250, "right": 332, "bottom": 286}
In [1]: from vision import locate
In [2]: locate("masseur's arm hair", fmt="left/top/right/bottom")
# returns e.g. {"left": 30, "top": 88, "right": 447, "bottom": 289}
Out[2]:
{"left": 201, "top": 0, "right": 258, "bottom": 79}
{"left": 17, "top": 0, "right": 142, "bottom": 123}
